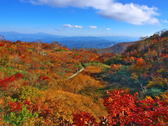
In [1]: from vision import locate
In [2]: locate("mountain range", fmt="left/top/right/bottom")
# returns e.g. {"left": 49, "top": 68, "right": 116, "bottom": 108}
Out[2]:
{"left": 0, "top": 32, "right": 138, "bottom": 49}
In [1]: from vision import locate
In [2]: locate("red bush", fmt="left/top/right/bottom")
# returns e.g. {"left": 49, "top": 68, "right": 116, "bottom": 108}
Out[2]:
{"left": 8, "top": 102, "right": 22, "bottom": 112}
{"left": 104, "top": 90, "right": 168, "bottom": 126}
{"left": 73, "top": 112, "right": 98, "bottom": 126}
{"left": 0, "top": 73, "right": 23, "bottom": 89}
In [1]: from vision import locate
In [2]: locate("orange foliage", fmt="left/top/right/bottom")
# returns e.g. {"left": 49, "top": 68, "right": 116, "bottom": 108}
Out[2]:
{"left": 84, "top": 66, "right": 102, "bottom": 74}
{"left": 111, "top": 64, "right": 122, "bottom": 70}
{"left": 136, "top": 57, "right": 145, "bottom": 65}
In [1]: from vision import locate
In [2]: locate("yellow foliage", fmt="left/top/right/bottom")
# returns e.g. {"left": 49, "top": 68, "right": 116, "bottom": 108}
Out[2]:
{"left": 0, "top": 98, "right": 5, "bottom": 105}
{"left": 37, "top": 89, "right": 107, "bottom": 122}
{"left": 147, "top": 77, "right": 168, "bottom": 88}
{"left": 130, "top": 73, "right": 138, "bottom": 80}
{"left": 161, "top": 90, "right": 168, "bottom": 102}
{"left": 49, "top": 73, "right": 104, "bottom": 93}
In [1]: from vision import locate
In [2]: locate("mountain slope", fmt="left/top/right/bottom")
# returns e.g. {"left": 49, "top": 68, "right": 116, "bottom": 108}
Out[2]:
{"left": 97, "top": 41, "right": 137, "bottom": 54}
{"left": 0, "top": 36, "right": 168, "bottom": 125}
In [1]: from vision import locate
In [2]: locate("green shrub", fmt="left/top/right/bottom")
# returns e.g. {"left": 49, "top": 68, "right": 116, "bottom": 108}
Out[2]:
{"left": 104, "top": 55, "right": 126, "bottom": 65}
{"left": 4, "top": 106, "right": 38, "bottom": 126}
{"left": 18, "top": 86, "right": 41, "bottom": 100}
{"left": 144, "top": 87, "right": 165, "bottom": 97}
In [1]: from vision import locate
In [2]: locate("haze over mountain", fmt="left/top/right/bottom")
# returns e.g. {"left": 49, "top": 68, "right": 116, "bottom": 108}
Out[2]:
{"left": 0, "top": 32, "right": 138, "bottom": 49}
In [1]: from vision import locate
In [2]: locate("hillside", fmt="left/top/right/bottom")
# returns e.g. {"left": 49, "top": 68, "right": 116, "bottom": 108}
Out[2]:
{"left": 0, "top": 36, "right": 168, "bottom": 126}
{"left": 97, "top": 41, "right": 137, "bottom": 54}
{"left": 98, "top": 34, "right": 168, "bottom": 91}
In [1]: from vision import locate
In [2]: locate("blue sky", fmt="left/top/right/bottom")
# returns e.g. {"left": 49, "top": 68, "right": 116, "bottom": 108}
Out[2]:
{"left": 0, "top": 0, "right": 168, "bottom": 37}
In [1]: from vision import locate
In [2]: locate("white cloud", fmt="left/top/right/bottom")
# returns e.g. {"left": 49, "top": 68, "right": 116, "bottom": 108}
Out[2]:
{"left": 23, "top": 0, "right": 159, "bottom": 25}
{"left": 64, "top": 24, "right": 73, "bottom": 28}
{"left": 106, "top": 28, "right": 111, "bottom": 30}
{"left": 89, "top": 26, "right": 97, "bottom": 29}
{"left": 64, "top": 24, "right": 83, "bottom": 29}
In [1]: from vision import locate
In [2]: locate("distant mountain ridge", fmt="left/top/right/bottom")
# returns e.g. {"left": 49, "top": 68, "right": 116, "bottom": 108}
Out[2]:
{"left": 97, "top": 41, "right": 137, "bottom": 54}
{"left": 0, "top": 32, "right": 138, "bottom": 49}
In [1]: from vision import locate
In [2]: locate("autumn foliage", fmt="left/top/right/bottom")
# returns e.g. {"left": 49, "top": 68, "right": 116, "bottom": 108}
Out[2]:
{"left": 104, "top": 90, "right": 168, "bottom": 126}
{"left": 0, "top": 36, "right": 168, "bottom": 126}
{"left": 0, "top": 73, "right": 23, "bottom": 89}
{"left": 73, "top": 89, "right": 168, "bottom": 126}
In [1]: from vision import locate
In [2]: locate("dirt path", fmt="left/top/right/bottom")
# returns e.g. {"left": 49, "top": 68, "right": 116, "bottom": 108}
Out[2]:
{"left": 67, "top": 67, "right": 85, "bottom": 80}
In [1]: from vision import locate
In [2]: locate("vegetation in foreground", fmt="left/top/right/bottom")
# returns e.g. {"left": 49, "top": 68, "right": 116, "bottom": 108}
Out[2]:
{"left": 0, "top": 31, "right": 168, "bottom": 126}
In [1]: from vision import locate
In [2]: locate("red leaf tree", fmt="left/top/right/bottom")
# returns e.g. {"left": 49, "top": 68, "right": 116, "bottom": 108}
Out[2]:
{"left": 104, "top": 90, "right": 168, "bottom": 126}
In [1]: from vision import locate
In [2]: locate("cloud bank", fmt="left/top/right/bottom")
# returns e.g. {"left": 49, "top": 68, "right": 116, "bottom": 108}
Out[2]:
{"left": 89, "top": 26, "right": 97, "bottom": 29}
{"left": 22, "top": 0, "right": 159, "bottom": 25}
{"left": 64, "top": 24, "right": 83, "bottom": 29}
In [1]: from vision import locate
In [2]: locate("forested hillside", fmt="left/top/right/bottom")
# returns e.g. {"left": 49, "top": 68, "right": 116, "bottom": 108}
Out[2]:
{"left": 96, "top": 41, "right": 137, "bottom": 54}
{"left": 0, "top": 33, "right": 168, "bottom": 126}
